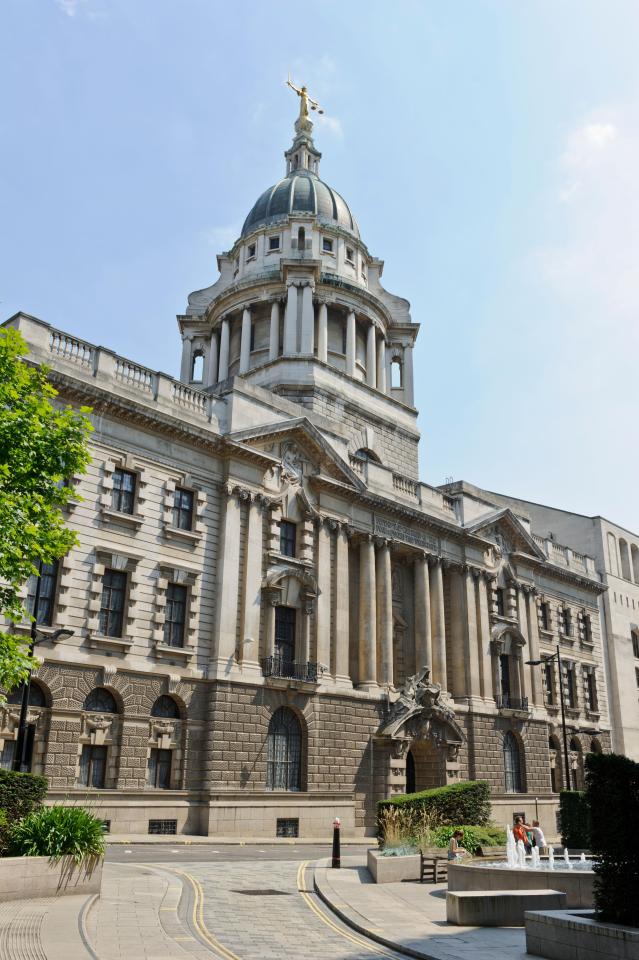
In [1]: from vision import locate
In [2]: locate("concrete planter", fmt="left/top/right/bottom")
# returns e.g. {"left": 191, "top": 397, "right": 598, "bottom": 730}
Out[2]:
{"left": 0, "top": 855, "right": 103, "bottom": 902}
{"left": 525, "top": 908, "right": 639, "bottom": 960}
{"left": 367, "top": 848, "right": 421, "bottom": 883}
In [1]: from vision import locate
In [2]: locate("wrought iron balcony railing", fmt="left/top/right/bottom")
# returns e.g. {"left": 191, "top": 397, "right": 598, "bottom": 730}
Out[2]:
{"left": 495, "top": 694, "right": 529, "bottom": 711}
{"left": 260, "top": 656, "right": 321, "bottom": 683}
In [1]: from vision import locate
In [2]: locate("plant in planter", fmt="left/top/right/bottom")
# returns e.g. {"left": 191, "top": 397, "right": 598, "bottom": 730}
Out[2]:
{"left": 10, "top": 805, "right": 106, "bottom": 863}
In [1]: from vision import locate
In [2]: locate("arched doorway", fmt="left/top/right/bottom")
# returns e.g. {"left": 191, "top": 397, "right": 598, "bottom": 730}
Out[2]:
{"left": 405, "top": 749, "right": 416, "bottom": 794}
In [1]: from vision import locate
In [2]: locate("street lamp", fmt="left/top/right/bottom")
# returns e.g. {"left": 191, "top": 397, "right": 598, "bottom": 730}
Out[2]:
{"left": 12, "top": 562, "right": 73, "bottom": 773}
{"left": 525, "top": 643, "right": 572, "bottom": 793}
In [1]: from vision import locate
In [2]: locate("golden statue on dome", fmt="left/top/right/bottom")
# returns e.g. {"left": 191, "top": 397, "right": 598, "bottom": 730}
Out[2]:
{"left": 286, "top": 74, "right": 324, "bottom": 125}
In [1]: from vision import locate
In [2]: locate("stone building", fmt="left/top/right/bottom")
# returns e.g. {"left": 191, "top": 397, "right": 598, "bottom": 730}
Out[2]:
{"left": 1, "top": 100, "right": 611, "bottom": 838}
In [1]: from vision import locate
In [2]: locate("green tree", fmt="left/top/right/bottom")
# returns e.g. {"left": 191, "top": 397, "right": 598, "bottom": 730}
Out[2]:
{"left": 0, "top": 326, "right": 92, "bottom": 693}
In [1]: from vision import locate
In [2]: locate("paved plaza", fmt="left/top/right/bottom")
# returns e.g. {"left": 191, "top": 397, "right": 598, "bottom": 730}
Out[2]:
{"left": 0, "top": 849, "right": 533, "bottom": 960}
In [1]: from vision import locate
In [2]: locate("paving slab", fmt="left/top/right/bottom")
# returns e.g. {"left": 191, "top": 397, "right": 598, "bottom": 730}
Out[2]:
{"left": 0, "top": 895, "right": 93, "bottom": 960}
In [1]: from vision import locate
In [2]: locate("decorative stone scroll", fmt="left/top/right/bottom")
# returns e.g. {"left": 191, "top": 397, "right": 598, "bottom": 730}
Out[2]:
{"left": 373, "top": 516, "right": 438, "bottom": 553}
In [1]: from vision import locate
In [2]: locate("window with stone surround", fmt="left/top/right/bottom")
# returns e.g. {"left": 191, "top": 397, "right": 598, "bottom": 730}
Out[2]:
{"left": 152, "top": 564, "right": 199, "bottom": 661}
{"left": 539, "top": 601, "right": 550, "bottom": 632}
{"left": 98, "top": 570, "right": 127, "bottom": 638}
{"left": 190, "top": 351, "right": 204, "bottom": 382}
{"left": 578, "top": 611, "right": 593, "bottom": 646}
{"left": 151, "top": 695, "right": 181, "bottom": 719}
{"left": 148, "top": 694, "right": 183, "bottom": 789}
{"left": 268, "top": 235, "right": 280, "bottom": 252}
{"left": 322, "top": 236, "right": 334, "bottom": 254}
{"left": 279, "top": 520, "right": 297, "bottom": 558}
{"left": 495, "top": 588, "right": 506, "bottom": 617}
{"left": 162, "top": 476, "right": 204, "bottom": 544}
{"left": 77, "top": 686, "right": 120, "bottom": 790}
{"left": 266, "top": 707, "right": 302, "bottom": 791}
{"left": 632, "top": 629, "right": 639, "bottom": 659}
{"left": 87, "top": 549, "right": 142, "bottom": 651}
{"left": 78, "top": 744, "right": 107, "bottom": 789}
{"left": 390, "top": 358, "right": 402, "bottom": 389}
{"left": 99, "top": 455, "right": 146, "bottom": 527}
{"left": 564, "top": 662, "right": 578, "bottom": 708}
{"left": 583, "top": 667, "right": 598, "bottom": 712}
{"left": 25, "top": 561, "right": 59, "bottom": 627}
{"left": 247, "top": 242, "right": 256, "bottom": 260}
{"left": 544, "top": 660, "right": 555, "bottom": 705}
{"left": 163, "top": 584, "right": 188, "bottom": 648}
{"left": 172, "top": 488, "right": 194, "bottom": 531}
{"left": 111, "top": 469, "right": 136, "bottom": 515}
{"left": 147, "top": 748, "right": 172, "bottom": 789}
{"left": 559, "top": 606, "right": 573, "bottom": 637}
{"left": 503, "top": 731, "right": 524, "bottom": 793}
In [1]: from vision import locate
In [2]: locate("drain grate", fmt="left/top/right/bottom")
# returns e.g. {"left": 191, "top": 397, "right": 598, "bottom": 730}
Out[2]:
{"left": 232, "top": 889, "right": 291, "bottom": 896}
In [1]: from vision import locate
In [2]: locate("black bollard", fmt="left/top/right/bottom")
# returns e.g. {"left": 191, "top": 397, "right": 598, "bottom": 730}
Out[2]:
{"left": 332, "top": 817, "right": 341, "bottom": 868}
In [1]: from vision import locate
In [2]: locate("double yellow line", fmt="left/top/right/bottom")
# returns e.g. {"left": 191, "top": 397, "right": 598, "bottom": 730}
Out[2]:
{"left": 296, "top": 861, "right": 402, "bottom": 959}
{"left": 171, "top": 867, "right": 241, "bottom": 960}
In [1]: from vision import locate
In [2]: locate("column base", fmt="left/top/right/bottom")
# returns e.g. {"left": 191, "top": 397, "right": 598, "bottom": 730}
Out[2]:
{"left": 239, "top": 659, "right": 264, "bottom": 681}
{"left": 356, "top": 681, "right": 380, "bottom": 694}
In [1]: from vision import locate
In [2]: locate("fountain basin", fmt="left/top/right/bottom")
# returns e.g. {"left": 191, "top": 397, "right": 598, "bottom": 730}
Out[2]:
{"left": 447, "top": 860, "right": 594, "bottom": 909}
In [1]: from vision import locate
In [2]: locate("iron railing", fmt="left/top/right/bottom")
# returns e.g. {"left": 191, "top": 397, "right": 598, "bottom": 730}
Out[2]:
{"left": 495, "top": 694, "right": 529, "bottom": 711}
{"left": 260, "top": 656, "right": 320, "bottom": 683}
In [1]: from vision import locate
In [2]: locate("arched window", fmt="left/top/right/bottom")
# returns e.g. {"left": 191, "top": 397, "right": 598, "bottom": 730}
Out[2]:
{"left": 83, "top": 688, "right": 118, "bottom": 713}
{"left": 298, "top": 226, "right": 306, "bottom": 250}
{"left": 503, "top": 731, "right": 523, "bottom": 793}
{"left": 569, "top": 737, "right": 584, "bottom": 790}
{"left": 607, "top": 532, "right": 618, "bottom": 576}
{"left": 151, "top": 695, "right": 181, "bottom": 719}
{"left": 632, "top": 544, "right": 639, "bottom": 584}
{"left": 390, "top": 358, "right": 403, "bottom": 389}
{"left": 619, "top": 539, "right": 631, "bottom": 580}
{"left": 405, "top": 749, "right": 416, "bottom": 794}
{"left": 7, "top": 682, "right": 47, "bottom": 708}
{"left": 266, "top": 707, "right": 302, "bottom": 791}
{"left": 191, "top": 351, "right": 204, "bottom": 382}
{"left": 590, "top": 738, "right": 602, "bottom": 754}
{"left": 354, "top": 448, "right": 381, "bottom": 464}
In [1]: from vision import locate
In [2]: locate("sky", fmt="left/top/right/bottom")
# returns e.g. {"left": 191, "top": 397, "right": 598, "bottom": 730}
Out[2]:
{"left": 2, "top": 0, "right": 638, "bottom": 531}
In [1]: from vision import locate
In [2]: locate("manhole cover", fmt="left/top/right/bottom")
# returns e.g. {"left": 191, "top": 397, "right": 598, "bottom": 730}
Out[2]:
{"left": 232, "top": 889, "right": 291, "bottom": 896}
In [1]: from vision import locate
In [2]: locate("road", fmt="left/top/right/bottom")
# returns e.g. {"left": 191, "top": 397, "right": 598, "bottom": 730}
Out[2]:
{"left": 105, "top": 842, "right": 370, "bottom": 864}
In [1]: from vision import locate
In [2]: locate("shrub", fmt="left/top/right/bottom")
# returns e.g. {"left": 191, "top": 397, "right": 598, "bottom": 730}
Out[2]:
{"left": 559, "top": 790, "right": 590, "bottom": 848}
{"left": 377, "top": 805, "right": 440, "bottom": 851}
{"left": 431, "top": 825, "right": 506, "bottom": 855}
{"left": 586, "top": 752, "right": 639, "bottom": 927}
{"left": 0, "top": 810, "right": 10, "bottom": 857}
{"left": 10, "top": 805, "right": 106, "bottom": 863}
{"left": 378, "top": 780, "right": 491, "bottom": 839}
{"left": 0, "top": 769, "right": 47, "bottom": 822}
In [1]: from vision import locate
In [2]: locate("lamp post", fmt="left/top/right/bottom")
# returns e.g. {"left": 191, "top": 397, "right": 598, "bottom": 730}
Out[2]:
{"left": 12, "top": 561, "right": 73, "bottom": 772}
{"left": 526, "top": 643, "right": 572, "bottom": 792}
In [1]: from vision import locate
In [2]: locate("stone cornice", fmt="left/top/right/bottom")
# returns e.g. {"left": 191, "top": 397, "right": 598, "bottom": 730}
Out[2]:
{"left": 510, "top": 551, "right": 605, "bottom": 594}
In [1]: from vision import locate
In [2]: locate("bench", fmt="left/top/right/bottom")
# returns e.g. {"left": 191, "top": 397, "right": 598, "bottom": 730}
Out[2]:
{"left": 476, "top": 845, "right": 507, "bottom": 858}
{"left": 446, "top": 888, "right": 567, "bottom": 926}
{"left": 419, "top": 848, "right": 449, "bottom": 883}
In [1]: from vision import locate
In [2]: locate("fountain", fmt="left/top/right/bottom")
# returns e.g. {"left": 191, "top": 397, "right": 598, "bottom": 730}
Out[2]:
{"left": 530, "top": 846, "right": 540, "bottom": 869}
{"left": 563, "top": 847, "right": 573, "bottom": 870}
{"left": 548, "top": 846, "right": 555, "bottom": 870}
{"left": 516, "top": 839, "right": 527, "bottom": 869}
{"left": 506, "top": 825, "right": 518, "bottom": 868}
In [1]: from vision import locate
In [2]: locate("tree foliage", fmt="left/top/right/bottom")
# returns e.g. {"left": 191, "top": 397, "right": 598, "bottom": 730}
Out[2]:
{"left": 0, "top": 326, "right": 92, "bottom": 691}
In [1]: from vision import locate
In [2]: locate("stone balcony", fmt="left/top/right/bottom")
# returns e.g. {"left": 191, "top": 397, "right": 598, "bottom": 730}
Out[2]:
{"left": 532, "top": 534, "right": 597, "bottom": 576}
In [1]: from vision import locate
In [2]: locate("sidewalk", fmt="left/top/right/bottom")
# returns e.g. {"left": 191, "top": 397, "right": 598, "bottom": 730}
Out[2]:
{"left": 314, "top": 855, "right": 529, "bottom": 960}
{"left": 0, "top": 894, "right": 94, "bottom": 959}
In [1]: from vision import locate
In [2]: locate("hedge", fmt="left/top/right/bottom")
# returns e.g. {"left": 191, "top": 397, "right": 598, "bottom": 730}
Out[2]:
{"left": 559, "top": 790, "right": 590, "bottom": 849}
{"left": 378, "top": 780, "right": 491, "bottom": 830}
{"left": 586, "top": 752, "right": 639, "bottom": 927}
{"left": 0, "top": 770, "right": 48, "bottom": 822}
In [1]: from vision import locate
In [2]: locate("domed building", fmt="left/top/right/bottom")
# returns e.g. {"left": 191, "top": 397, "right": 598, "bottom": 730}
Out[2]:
{"left": 2, "top": 96, "right": 611, "bottom": 838}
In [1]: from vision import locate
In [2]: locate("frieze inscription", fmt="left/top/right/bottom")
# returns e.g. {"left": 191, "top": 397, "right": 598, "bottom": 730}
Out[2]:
{"left": 374, "top": 516, "right": 438, "bottom": 553}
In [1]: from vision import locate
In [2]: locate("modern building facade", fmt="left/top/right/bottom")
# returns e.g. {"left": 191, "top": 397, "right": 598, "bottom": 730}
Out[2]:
{"left": 1, "top": 100, "right": 612, "bottom": 838}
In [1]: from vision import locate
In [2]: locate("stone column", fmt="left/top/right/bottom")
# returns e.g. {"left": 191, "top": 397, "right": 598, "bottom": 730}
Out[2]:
{"left": 476, "top": 573, "right": 493, "bottom": 699}
{"left": 376, "top": 540, "right": 393, "bottom": 687}
{"left": 448, "top": 567, "right": 466, "bottom": 698}
{"left": 358, "top": 536, "right": 377, "bottom": 689}
{"left": 403, "top": 343, "right": 414, "bottom": 404}
{"left": 239, "top": 306, "right": 251, "bottom": 374}
{"left": 269, "top": 300, "right": 280, "bottom": 361}
{"left": 377, "top": 337, "right": 387, "bottom": 394}
{"left": 300, "top": 283, "right": 315, "bottom": 354}
{"left": 414, "top": 553, "right": 432, "bottom": 675}
{"left": 283, "top": 283, "right": 298, "bottom": 356}
{"left": 316, "top": 520, "right": 331, "bottom": 674}
{"left": 463, "top": 568, "right": 481, "bottom": 699}
{"left": 317, "top": 300, "right": 328, "bottom": 363}
{"left": 211, "top": 486, "right": 242, "bottom": 676}
{"left": 525, "top": 589, "right": 543, "bottom": 706}
{"left": 366, "top": 322, "right": 377, "bottom": 388}
{"left": 345, "top": 309, "right": 356, "bottom": 376}
{"left": 180, "top": 337, "right": 193, "bottom": 382}
{"left": 206, "top": 331, "right": 218, "bottom": 387}
{"left": 240, "top": 496, "right": 262, "bottom": 677}
{"left": 218, "top": 317, "right": 230, "bottom": 381}
{"left": 517, "top": 588, "right": 530, "bottom": 703}
{"left": 334, "top": 525, "right": 351, "bottom": 685}
{"left": 429, "top": 558, "right": 447, "bottom": 689}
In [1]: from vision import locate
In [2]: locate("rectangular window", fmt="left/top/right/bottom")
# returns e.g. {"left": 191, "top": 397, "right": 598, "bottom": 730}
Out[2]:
{"left": 279, "top": 520, "right": 296, "bottom": 558}
{"left": 632, "top": 632, "right": 639, "bottom": 658}
{"left": 565, "top": 665, "right": 577, "bottom": 708}
{"left": 274, "top": 606, "right": 296, "bottom": 665}
{"left": 636, "top": 667, "right": 639, "bottom": 689}
{"left": 544, "top": 661, "right": 554, "bottom": 705}
{"left": 499, "top": 653, "right": 511, "bottom": 699}
{"left": 495, "top": 588, "right": 505, "bottom": 616}
{"left": 163, "top": 583, "right": 187, "bottom": 648}
{"left": 78, "top": 744, "right": 107, "bottom": 788}
{"left": 148, "top": 748, "right": 172, "bottom": 789}
{"left": 111, "top": 468, "right": 136, "bottom": 514}
{"left": 345, "top": 246, "right": 354, "bottom": 263}
{"left": 560, "top": 607, "right": 572, "bottom": 636}
{"left": 539, "top": 601, "right": 550, "bottom": 631}
{"left": 276, "top": 818, "right": 299, "bottom": 838}
{"left": 322, "top": 237, "right": 334, "bottom": 253}
{"left": 550, "top": 765, "right": 558, "bottom": 793}
{"left": 98, "top": 569, "right": 127, "bottom": 638}
{"left": 148, "top": 819, "right": 177, "bottom": 835}
{"left": 172, "top": 488, "right": 194, "bottom": 531}
{"left": 0, "top": 740, "right": 15, "bottom": 771}
{"left": 268, "top": 236, "right": 280, "bottom": 251}
{"left": 247, "top": 242, "right": 256, "bottom": 259}
{"left": 585, "top": 671, "right": 597, "bottom": 711}
{"left": 26, "top": 561, "right": 59, "bottom": 627}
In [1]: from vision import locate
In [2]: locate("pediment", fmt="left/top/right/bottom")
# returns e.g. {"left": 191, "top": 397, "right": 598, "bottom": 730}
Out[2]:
{"left": 228, "top": 418, "right": 364, "bottom": 489}
{"left": 465, "top": 508, "right": 546, "bottom": 561}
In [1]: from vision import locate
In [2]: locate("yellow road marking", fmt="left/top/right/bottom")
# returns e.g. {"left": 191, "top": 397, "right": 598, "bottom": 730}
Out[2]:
{"left": 296, "top": 861, "right": 401, "bottom": 958}
{"left": 171, "top": 868, "right": 241, "bottom": 960}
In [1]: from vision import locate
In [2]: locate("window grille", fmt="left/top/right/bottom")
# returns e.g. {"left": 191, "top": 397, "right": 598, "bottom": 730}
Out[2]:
{"left": 266, "top": 707, "right": 302, "bottom": 791}
{"left": 83, "top": 687, "right": 118, "bottom": 713}
{"left": 503, "top": 731, "right": 523, "bottom": 793}
{"left": 78, "top": 744, "right": 107, "bottom": 788}
{"left": 98, "top": 569, "right": 127, "bottom": 637}
{"left": 148, "top": 748, "right": 172, "bottom": 789}
{"left": 148, "top": 819, "right": 177, "bottom": 835}
{"left": 26, "top": 561, "right": 59, "bottom": 627}
{"left": 151, "top": 695, "right": 180, "bottom": 719}
{"left": 276, "top": 818, "right": 299, "bottom": 838}
{"left": 7, "top": 684, "right": 46, "bottom": 708}
{"left": 163, "top": 583, "right": 187, "bottom": 648}
{"left": 111, "top": 469, "right": 136, "bottom": 514}
{"left": 172, "top": 488, "right": 194, "bottom": 531}
{"left": 279, "top": 520, "right": 296, "bottom": 558}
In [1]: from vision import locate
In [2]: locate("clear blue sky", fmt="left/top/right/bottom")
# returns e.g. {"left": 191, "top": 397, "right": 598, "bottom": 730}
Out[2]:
{"left": 2, "top": 1, "right": 638, "bottom": 531}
